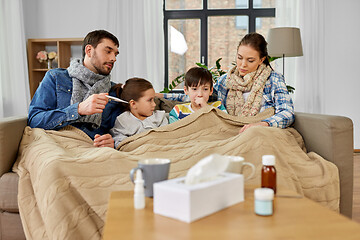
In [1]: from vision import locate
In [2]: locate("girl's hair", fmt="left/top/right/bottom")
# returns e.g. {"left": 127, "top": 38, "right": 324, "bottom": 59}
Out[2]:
{"left": 111, "top": 77, "right": 153, "bottom": 111}
{"left": 184, "top": 67, "right": 213, "bottom": 88}
{"left": 237, "top": 32, "right": 272, "bottom": 67}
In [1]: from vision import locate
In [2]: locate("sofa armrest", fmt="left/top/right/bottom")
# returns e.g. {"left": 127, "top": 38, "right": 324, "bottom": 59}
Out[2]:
{"left": 293, "top": 112, "right": 354, "bottom": 218}
{"left": 0, "top": 116, "right": 27, "bottom": 176}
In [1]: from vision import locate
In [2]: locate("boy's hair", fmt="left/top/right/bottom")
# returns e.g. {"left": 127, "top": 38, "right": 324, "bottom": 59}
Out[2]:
{"left": 111, "top": 78, "right": 153, "bottom": 111}
{"left": 82, "top": 30, "right": 119, "bottom": 60}
{"left": 184, "top": 67, "right": 213, "bottom": 88}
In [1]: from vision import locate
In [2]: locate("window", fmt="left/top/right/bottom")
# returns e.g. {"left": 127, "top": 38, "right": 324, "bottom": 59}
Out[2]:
{"left": 164, "top": 0, "right": 276, "bottom": 90}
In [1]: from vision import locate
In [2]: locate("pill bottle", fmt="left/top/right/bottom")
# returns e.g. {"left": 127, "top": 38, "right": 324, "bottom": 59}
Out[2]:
{"left": 254, "top": 188, "right": 274, "bottom": 216}
{"left": 261, "top": 155, "right": 276, "bottom": 194}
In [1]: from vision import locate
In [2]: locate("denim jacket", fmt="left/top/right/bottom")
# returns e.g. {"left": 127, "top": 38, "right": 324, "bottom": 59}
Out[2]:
{"left": 28, "top": 68, "right": 122, "bottom": 139}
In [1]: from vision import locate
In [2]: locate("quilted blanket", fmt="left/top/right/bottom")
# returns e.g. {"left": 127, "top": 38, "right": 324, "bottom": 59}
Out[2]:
{"left": 13, "top": 106, "right": 339, "bottom": 240}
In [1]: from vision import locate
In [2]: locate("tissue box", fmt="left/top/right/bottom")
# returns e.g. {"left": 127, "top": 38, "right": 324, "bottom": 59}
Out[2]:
{"left": 153, "top": 172, "right": 244, "bottom": 223}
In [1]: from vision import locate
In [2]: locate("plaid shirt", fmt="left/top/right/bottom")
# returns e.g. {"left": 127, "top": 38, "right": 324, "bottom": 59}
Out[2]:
{"left": 163, "top": 71, "right": 295, "bottom": 128}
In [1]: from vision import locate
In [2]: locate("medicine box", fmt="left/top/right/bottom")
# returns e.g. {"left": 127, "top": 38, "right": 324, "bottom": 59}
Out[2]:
{"left": 153, "top": 172, "right": 244, "bottom": 223}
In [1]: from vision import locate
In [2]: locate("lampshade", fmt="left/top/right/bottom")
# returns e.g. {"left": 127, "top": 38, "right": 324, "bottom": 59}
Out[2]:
{"left": 267, "top": 27, "right": 303, "bottom": 57}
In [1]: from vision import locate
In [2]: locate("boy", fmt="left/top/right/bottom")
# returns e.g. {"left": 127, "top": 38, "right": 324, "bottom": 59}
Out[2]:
{"left": 169, "top": 67, "right": 227, "bottom": 123}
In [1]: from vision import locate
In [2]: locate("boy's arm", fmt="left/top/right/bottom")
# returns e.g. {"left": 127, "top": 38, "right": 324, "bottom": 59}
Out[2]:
{"left": 169, "top": 108, "right": 179, "bottom": 123}
{"left": 218, "top": 104, "right": 228, "bottom": 113}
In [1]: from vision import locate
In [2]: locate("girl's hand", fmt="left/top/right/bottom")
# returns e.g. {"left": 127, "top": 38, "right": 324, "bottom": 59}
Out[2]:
{"left": 94, "top": 134, "right": 115, "bottom": 148}
{"left": 239, "top": 122, "right": 269, "bottom": 133}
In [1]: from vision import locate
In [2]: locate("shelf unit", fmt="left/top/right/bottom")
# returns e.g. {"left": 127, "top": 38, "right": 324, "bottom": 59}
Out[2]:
{"left": 27, "top": 38, "right": 83, "bottom": 98}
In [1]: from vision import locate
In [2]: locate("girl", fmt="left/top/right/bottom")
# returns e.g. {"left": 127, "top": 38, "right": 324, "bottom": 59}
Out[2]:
{"left": 110, "top": 78, "right": 168, "bottom": 148}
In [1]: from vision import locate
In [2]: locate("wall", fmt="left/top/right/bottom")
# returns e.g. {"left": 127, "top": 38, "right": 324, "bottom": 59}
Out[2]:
{"left": 22, "top": 0, "right": 360, "bottom": 148}
{"left": 323, "top": 1, "right": 360, "bottom": 148}
{"left": 22, "top": 0, "right": 101, "bottom": 39}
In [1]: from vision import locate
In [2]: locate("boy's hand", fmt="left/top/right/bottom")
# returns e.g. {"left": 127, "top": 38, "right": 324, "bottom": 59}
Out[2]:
{"left": 194, "top": 97, "right": 207, "bottom": 108}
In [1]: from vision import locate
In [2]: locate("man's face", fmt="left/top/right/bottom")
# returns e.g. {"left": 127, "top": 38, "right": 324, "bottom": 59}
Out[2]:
{"left": 86, "top": 38, "right": 119, "bottom": 75}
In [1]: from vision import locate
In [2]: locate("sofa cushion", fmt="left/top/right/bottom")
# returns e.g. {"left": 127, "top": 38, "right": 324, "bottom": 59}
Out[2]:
{"left": 0, "top": 211, "right": 26, "bottom": 240}
{"left": 0, "top": 116, "right": 27, "bottom": 176}
{"left": 0, "top": 172, "right": 19, "bottom": 213}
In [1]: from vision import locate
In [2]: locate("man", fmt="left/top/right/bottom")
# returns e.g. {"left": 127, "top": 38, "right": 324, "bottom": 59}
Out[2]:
{"left": 28, "top": 30, "right": 122, "bottom": 148}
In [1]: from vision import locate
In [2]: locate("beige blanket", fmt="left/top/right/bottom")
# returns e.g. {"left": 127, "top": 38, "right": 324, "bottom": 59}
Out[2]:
{"left": 13, "top": 107, "right": 339, "bottom": 240}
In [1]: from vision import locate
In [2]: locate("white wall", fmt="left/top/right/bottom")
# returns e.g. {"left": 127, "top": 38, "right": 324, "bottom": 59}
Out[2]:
{"left": 23, "top": 0, "right": 101, "bottom": 39}
{"left": 22, "top": 0, "right": 360, "bottom": 148}
{"left": 323, "top": 1, "right": 360, "bottom": 148}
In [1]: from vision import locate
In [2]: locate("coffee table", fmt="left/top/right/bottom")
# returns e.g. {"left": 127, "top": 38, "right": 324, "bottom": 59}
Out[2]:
{"left": 102, "top": 186, "right": 360, "bottom": 239}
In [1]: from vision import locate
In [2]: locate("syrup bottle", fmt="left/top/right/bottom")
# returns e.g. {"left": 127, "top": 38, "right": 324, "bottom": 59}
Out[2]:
{"left": 261, "top": 155, "right": 276, "bottom": 194}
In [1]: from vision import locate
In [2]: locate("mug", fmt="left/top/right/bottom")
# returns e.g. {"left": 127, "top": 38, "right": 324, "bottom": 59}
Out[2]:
{"left": 130, "top": 158, "right": 171, "bottom": 197}
{"left": 225, "top": 156, "right": 255, "bottom": 181}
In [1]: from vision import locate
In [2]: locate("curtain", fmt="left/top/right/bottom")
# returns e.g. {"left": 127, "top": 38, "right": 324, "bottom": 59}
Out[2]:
{"left": 295, "top": 0, "right": 325, "bottom": 113}
{"left": 274, "top": 0, "right": 300, "bottom": 101}
{"left": 0, "top": 0, "right": 30, "bottom": 118}
{"left": 100, "top": 0, "right": 164, "bottom": 92}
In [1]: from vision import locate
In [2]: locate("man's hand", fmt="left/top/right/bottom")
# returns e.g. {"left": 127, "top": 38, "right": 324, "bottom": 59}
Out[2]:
{"left": 239, "top": 122, "right": 269, "bottom": 133}
{"left": 94, "top": 134, "right": 115, "bottom": 148}
{"left": 78, "top": 93, "right": 109, "bottom": 116}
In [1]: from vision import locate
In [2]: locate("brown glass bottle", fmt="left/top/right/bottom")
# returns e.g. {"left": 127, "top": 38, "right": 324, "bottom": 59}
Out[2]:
{"left": 261, "top": 155, "right": 276, "bottom": 194}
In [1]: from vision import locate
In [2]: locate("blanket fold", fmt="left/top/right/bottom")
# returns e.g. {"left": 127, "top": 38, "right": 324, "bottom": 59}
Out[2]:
{"left": 13, "top": 106, "right": 339, "bottom": 240}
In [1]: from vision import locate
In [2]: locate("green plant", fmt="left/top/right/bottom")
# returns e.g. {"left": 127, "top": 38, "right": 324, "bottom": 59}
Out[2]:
{"left": 162, "top": 57, "right": 295, "bottom": 94}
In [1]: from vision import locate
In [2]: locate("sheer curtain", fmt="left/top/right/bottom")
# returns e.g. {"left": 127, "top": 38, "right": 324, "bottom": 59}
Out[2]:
{"left": 0, "top": 0, "right": 30, "bottom": 118}
{"left": 99, "top": 0, "right": 164, "bottom": 92}
{"left": 295, "top": 0, "right": 325, "bottom": 113}
{"left": 275, "top": 0, "right": 325, "bottom": 113}
{"left": 274, "top": 0, "right": 300, "bottom": 101}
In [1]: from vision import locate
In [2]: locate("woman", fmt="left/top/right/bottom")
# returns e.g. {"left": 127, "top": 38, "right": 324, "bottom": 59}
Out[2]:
{"left": 160, "top": 32, "right": 294, "bottom": 132}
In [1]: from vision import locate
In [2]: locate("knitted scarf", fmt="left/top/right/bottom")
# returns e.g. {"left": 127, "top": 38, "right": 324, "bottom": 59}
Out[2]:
{"left": 68, "top": 58, "right": 111, "bottom": 129}
{"left": 225, "top": 63, "right": 272, "bottom": 116}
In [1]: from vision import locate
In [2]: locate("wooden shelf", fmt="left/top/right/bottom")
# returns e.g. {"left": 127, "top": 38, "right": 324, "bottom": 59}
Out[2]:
{"left": 27, "top": 38, "right": 83, "bottom": 98}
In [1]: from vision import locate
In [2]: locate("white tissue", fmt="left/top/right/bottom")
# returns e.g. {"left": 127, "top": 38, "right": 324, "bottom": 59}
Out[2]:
{"left": 185, "top": 154, "right": 230, "bottom": 185}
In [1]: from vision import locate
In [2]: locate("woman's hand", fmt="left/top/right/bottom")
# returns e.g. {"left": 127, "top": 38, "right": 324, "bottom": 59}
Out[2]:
{"left": 239, "top": 122, "right": 269, "bottom": 133}
{"left": 94, "top": 134, "right": 115, "bottom": 148}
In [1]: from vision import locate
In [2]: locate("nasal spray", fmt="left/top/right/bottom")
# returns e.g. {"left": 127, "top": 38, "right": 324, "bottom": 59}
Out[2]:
{"left": 134, "top": 169, "right": 145, "bottom": 209}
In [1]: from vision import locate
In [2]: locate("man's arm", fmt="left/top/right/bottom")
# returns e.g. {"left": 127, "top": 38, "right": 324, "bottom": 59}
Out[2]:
{"left": 28, "top": 71, "right": 80, "bottom": 129}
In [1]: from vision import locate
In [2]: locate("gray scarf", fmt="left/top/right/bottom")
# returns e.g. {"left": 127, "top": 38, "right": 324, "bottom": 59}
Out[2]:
{"left": 67, "top": 58, "right": 111, "bottom": 129}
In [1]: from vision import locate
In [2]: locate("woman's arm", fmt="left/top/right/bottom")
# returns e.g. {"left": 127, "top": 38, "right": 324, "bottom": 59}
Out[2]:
{"left": 261, "top": 72, "right": 295, "bottom": 128}
{"left": 155, "top": 92, "right": 190, "bottom": 102}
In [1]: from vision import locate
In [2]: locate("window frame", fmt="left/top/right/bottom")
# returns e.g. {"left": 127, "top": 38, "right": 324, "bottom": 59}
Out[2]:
{"left": 163, "top": 0, "right": 275, "bottom": 89}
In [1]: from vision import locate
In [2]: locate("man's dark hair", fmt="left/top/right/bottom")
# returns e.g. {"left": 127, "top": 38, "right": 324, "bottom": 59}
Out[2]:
{"left": 82, "top": 30, "right": 119, "bottom": 59}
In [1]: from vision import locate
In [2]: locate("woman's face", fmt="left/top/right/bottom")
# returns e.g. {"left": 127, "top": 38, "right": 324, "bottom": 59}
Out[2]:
{"left": 236, "top": 45, "right": 265, "bottom": 76}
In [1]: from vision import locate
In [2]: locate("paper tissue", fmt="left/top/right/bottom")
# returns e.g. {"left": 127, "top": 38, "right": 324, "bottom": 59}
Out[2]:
{"left": 153, "top": 154, "right": 244, "bottom": 223}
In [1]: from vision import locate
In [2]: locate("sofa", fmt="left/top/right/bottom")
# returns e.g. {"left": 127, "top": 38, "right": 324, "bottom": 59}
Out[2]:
{"left": 0, "top": 111, "right": 354, "bottom": 240}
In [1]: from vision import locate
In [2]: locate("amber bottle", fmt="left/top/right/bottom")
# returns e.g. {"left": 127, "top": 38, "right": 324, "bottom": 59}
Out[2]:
{"left": 261, "top": 155, "right": 276, "bottom": 194}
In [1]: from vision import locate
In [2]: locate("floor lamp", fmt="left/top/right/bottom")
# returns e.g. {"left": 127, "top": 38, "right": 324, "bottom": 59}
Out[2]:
{"left": 267, "top": 27, "right": 303, "bottom": 76}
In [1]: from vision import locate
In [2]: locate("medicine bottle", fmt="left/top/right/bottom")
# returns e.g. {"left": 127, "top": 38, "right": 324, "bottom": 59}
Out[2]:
{"left": 134, "top": 169, "right": 145, "bottom": 209}
{"left": 261, "top": 155, "right": 276, "bottom": 194}
{"left": 254, "top": 188, "right": 274, "bottom": 216}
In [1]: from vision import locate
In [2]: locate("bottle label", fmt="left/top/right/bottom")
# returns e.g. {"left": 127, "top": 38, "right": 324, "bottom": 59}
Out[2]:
{"left": 254, "top": 200, "right": 273, "bottom": 216}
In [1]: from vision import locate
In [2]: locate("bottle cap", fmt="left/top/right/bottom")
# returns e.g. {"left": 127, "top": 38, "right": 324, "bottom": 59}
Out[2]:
{"left": 135, "top": 169, "right": 144, "bottom": 183}
{"left": 254, "top": 188, "right": 274, "bottom": 201}
{"left": 262, "top": 155, "right": 275, "bottom": 166}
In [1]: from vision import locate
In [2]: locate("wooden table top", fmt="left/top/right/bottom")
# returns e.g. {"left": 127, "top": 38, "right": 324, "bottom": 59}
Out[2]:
{"left": 102, "top": 186, "right": 360, "bottom": 240}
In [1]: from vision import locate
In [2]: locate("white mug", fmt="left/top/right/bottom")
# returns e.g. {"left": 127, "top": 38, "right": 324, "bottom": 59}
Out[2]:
{"left": 225, "top": 156, "right": 255, "bottom": 181}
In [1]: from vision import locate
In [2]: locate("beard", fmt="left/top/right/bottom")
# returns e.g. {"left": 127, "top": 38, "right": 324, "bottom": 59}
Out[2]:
{"left": 91, "top": 51, "right": 113, "bottom": 76}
